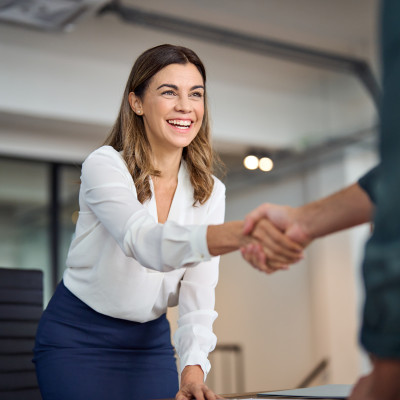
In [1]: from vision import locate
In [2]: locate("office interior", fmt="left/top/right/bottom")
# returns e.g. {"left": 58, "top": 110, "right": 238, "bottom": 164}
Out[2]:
{"left": 0, "top": 0, "right": 380, "bottom": 395}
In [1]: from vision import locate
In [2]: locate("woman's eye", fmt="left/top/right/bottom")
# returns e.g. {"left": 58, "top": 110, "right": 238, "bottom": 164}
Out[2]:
{"left": 162, "top": 90, "right": 176, "bottom": 96}
{"left": 191, "top": 91, "right": 203, "bottom": 98}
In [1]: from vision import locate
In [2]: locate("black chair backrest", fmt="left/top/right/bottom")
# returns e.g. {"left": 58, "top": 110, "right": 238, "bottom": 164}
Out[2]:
{"left": 0, "top": 267, "right": 43, "bottom": 400}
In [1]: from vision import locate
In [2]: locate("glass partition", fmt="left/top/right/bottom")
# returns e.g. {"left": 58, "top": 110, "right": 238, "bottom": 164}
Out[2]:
{"left": 0, "top": 158, "right": 80, "bottom": 305}
{"left": 58, "top": 165, "right": 81, "bottom": 283}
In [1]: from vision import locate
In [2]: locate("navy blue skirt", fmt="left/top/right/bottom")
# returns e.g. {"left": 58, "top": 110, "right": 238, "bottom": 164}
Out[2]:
{"left": 33, "top": 281, "right": 178, "bottom": 400}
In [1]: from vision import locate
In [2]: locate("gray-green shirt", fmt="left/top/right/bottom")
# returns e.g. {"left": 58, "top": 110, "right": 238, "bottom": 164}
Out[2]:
{"left": 357, "top": 0, "right": 400, "bottom": 359}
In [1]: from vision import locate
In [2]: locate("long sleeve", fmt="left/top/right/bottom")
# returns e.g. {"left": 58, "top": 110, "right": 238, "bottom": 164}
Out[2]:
{"left": 360, "top": 0, "right": 400, "bottom": 359}
{"left": 173, "top": 179, "right": 226, "bottom": 379}
{"left": 64, "top": 145, "right": 225, "bottom": 324}
{"left": 78, "top": 146, "right": 211, "bottom": 272}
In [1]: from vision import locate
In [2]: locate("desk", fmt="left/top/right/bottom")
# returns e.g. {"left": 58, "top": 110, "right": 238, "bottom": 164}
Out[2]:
{"left": 160, "top": 390, "right": 341, "bottom": 399}
{"left": 224, "top": 392, "right": 340, "bottom": 399}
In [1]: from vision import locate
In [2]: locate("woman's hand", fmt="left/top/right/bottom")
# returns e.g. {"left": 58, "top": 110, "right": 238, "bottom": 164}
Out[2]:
{"left": 241, "top": 204, "right": 309, "bottom": 273}
{"left": 240, "top": 217, "right": 304, "bottom": 274}
{"left": 207, "top": 219, "right": 304, "bottom": 274}
{"left": 176, "top": 365, "right": 223, "bottom": 400}
{"left": 176, "top": 382, "right": 223, "bottom": 400}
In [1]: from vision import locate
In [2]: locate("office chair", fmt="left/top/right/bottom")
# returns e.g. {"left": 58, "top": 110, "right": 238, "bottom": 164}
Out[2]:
{"left": 0, "top": 267, "right": 43, "bottom": 400}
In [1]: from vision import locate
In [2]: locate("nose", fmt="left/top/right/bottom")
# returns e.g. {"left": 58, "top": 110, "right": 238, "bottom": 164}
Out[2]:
{"left": 175, "top": 95, "right": 192, "bottom": 113}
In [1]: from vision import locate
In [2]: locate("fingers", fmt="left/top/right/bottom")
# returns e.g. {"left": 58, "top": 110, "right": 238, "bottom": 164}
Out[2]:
{"left": 240, "top": 244, "right": 284, "bottom": 274}
{"left": 203, "top": 385, "right": 218, "bottom": 400}
{"left": 258, "top": 219, "right": 303, "bottom": 252}
{"left": 242, "top": 203, "right": 307, "bottom": 274}
{"left": 251, "top": 219, "right": 303, "bottom": 264}
{"left": 243, "top": 204, "right": 270, "bottom": 235}
{"left": 176, "top": 383, "right": 220, "bottom": 400}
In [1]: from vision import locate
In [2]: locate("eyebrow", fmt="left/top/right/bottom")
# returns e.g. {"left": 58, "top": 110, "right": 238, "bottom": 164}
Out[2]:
{"left": 156, "top": 84, "right": 205, "bottom": 91}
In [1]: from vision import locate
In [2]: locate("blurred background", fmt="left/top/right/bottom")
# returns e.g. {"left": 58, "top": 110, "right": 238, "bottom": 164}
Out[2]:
{"left": 0, "top": 0, "right": 380, "bottom": 395}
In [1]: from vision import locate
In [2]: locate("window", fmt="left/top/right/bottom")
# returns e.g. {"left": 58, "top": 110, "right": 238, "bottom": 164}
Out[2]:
{"left": 0, "top": 157, "right": 80, "bottom": 305}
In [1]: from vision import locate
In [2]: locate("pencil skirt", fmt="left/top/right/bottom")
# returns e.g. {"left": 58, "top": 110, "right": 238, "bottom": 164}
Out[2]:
{"left": 33, "top": 280, "right": 179, "bottom": 400}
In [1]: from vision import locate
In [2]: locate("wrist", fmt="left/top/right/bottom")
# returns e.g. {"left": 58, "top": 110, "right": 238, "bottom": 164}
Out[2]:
{"left": 181, "top": 365, "right": 204, "bottom": 386}
{"left": 207, "top": 221, "right": 244, "bottom": 256}
{"left": 294, "top": 205, "right": 315, "bottom": 241}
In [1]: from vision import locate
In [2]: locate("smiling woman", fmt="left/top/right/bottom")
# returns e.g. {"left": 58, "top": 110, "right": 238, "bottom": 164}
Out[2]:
{"left": 129, "top": 63, "right": 205, "bottom": 171}
{"left": 32, "top": 44, "right": 304, "bottom": 400}
{"left": 106, "top": 44, "right": 214, "bottom": 207}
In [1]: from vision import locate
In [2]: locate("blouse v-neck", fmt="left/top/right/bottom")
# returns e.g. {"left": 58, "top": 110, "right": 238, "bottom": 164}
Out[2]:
{"left": 148, "top": 162, "right": 185, "bottom": 224}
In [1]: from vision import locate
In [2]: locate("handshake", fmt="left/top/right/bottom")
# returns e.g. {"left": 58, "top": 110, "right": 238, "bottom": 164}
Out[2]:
{"left": 240, "top": 203, "right": 310, "bottom": 274}
{"left": 239, "top": 183, "right": 374, "bottom": 274}
{"left": 210, "top": 183, "right": 372, "bottom": 274}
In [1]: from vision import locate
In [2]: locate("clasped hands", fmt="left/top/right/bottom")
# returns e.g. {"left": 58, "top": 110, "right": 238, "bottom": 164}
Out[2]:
{"left": 240, "top": 203, "right": 310, "bottom": 274}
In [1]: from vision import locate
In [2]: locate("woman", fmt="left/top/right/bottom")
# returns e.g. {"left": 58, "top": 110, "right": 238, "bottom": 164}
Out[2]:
{"left": 33, "top": 44, "right": 303, "bottom": 400}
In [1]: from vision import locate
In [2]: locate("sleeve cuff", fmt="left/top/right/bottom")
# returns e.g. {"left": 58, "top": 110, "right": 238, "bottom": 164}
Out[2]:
{"left": 173, "top": 320, "right": 217, "bottom": 381}
{"left": 179, "top": 351, "right": 212, "bottom": 381}
{"left": 189, "top": 224, "right": 212, "bottom": 262}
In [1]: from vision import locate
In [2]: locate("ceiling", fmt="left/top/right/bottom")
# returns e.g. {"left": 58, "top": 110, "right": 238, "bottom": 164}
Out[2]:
{"left": 0, "top": 0, "right": 109, "bottom": 31}
{"left": 0, "top": 1, "right": 379, "bottom": 52}
{"left": 0, "top": 0, "right": 380, "bottom": 179}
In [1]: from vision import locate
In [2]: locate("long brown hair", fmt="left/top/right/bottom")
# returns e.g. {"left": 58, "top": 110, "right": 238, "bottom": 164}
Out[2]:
{"left": 104, "top": 44, "right": 223, "bottom": 205}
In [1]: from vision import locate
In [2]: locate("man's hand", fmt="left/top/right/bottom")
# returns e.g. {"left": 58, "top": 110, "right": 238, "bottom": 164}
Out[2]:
{"left": 241, "top": 216, "right": 304, "bottom": 273}
{"left": 241, "top": 203, "right": 310, "bottom": 272}
{"left": 207, "top": 220, "right": 304, "bottom": 274}
{"left": 349, "top": 358, "right": 400, "bottom": 400}
{"left": 243, "top": 203, "right": 311, "bottom": 245}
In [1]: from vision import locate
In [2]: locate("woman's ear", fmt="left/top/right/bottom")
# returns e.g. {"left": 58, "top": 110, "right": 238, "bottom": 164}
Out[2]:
{"left": 128, "top": 92, "right": 143, "bottom": 115}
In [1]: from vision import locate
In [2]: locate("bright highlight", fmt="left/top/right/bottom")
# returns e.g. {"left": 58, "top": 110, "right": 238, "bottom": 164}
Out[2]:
{"left": 259, "top": 157, "right": 274, "bottom": 172}
{"left": 243, "top": 155, "right": 259, "bottom": 170}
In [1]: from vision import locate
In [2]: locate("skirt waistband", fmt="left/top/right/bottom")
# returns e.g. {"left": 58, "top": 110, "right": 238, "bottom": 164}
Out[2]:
{"left": 36, "top": 280, "right": 172, "bottom": 351}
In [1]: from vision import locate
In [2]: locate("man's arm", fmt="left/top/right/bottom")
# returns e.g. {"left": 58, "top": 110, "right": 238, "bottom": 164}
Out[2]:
{"left": 243, "top": 182, "right": 374, "bottom": 243}
{"left": 242, "top": 182, "right": 374, "bottom": 269}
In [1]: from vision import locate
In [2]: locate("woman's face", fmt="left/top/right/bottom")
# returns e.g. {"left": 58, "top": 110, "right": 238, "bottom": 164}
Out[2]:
{"left": 130, "top": 63, "right": 205, "bottom": 154}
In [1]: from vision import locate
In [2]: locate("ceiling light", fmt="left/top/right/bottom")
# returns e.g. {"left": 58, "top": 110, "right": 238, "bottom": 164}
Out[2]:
{"left": 259, "top": 157, "right": 274, "bottom": 172}
{"left": 243, "top": 155, "right": 259, "bottom": 170}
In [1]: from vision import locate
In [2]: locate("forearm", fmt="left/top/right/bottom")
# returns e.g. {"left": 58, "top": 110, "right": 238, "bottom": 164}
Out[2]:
{"left": 207, "top": 221, "right": 247, "bottom": 256}
{"left": 298, "top": 183, "right": 374, "bottom": 240}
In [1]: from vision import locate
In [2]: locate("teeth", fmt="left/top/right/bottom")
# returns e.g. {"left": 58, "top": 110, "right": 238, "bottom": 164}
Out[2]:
{"left": 168, "top": 119, "right": 191, "bottom": 127}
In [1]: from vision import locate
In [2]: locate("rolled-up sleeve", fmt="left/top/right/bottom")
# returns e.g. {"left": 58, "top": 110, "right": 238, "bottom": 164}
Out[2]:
{"left": 81, "top": 147, "right": 211, "bottom": 272}
{"left": 173, "top": 180, "right": 226, "bottom": 379}
{"left": 358, "top": 164, "right": 380, "bottom": 205}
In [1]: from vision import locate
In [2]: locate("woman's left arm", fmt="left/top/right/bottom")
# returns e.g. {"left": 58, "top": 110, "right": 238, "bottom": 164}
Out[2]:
{"left": 174, "top": 180, "right": 225, "bottom": 400}
{"left": 174, "top": 255, "right": 220, "bottom": 398}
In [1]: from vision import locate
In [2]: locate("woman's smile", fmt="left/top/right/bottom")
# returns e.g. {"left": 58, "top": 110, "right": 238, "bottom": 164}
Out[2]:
{"left": 166, "top": 118, "right": 193, "bottom": 131}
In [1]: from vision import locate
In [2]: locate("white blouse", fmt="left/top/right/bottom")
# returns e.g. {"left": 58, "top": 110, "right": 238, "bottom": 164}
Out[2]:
{"left": 63, "top": 145, "right": 226, "bottom": 377}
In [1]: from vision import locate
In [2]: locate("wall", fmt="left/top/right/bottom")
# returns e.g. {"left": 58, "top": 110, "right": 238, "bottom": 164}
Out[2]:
{"left": 209, "top": 146, "right": 377, "bottom": 392}
{"left": 167, "top": 144, "right": 377, "bottom": 393}
{"left": 217, "top": 174, "right": 314, "bottom": 391}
